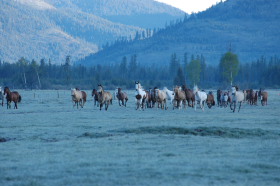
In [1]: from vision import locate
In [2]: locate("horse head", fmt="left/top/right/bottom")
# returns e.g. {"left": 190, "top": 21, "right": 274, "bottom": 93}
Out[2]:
{"left": 231, "top": 86, "right": 237, "bottom": 96}
{"left": 193, "top": 85, "right": 198, "bottom": 94}
{"left": 4, "top": 87, "right": 10, "bottom": 95}
{"left": 135, "top": 81, "right": 140, "bottom": 91}
{"left": 97, "top": 85, "right": 104, "bottom": 93}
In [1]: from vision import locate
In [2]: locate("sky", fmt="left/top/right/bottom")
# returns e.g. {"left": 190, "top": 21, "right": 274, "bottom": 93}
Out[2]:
{"left": 155, "top": 0, "right": 225, "bottom": 14}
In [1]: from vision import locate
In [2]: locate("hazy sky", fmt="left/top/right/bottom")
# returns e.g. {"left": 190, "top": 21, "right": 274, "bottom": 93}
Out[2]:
{"left": 155, "top": 0, "right": 225, "bottom": 13}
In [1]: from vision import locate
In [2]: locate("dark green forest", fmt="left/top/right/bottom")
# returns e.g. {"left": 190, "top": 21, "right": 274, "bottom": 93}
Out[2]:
{"left": 0, "top": 53, "right": 279, "bottom": 90}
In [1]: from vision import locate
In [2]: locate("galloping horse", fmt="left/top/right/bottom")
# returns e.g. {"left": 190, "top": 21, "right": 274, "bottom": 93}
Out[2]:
{"left": 173, "top": 86, "right": 186, "bottom": 109}
{"left": 248, "top": 89, "right": 255, "bottom": 105}
{"left": 97, "top": 85, "right": 113, "bottom": 111}
{"left": 91, "top": 88, "right": 99, "bottom": 107}
{"left": 149, "top": 88, "right": 156, "bottom": 108}
{"left": 182, "top": 85, "right": 195, "bottom": 107}
{"left": 154, "top": 88, "right": 168, "bottom": 110}
{"left": 71, "top": 88, "right": 87, "bottom": 109}
{"left": 230, "top": 86, "right": 245, "bottom": 112}
{"left": 162, "top": 87, "right": 174, "bottom": 105}
{"left": 217, "top": 90, "right": 222, "bottom": 107}
{"left": 3, "top": 87, "right": 21, "bottom": 109}
{"left": 193, "top": 85, "right": 207, "bottom": 111}
{"left": 135, "top": 81, "right": 147, "bottom": 110}
{"left": 258, "top": 88, "right": 268, "bottom": 106}
{"left": 206, "top": 91, "right": 215, "bottom": 108}
{"left": 116, "top": 88, "right": 128, "bottom": 107}
{"left": 0, "top": 87, "right": 4, "bottom": 106}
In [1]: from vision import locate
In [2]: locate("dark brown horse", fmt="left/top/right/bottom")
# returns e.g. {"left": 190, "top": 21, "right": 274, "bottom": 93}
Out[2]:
{"left": 92, "top": 89, "right": 99, "bottom": 106}
{"left": 116, "top": 88, "right": 128, "bottom": 107}
{"left": 248, "top": 89, "right": 255, "bottom": 105}
{"left": 206, "top": 91, "right": 215, "bottom": 108}
{"left": 3, "top": 87, "right": 21, "bottom": 109}
{"left": 182, "top": 85, "right": 195, "bottom": 107}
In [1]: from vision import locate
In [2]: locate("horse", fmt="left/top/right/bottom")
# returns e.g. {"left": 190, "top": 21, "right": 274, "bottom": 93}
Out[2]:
{"left": 193, "top": 85, "right": 207, "bottom": 111}
{"left": 173, "top": 86, "right": 186, "bottom": 109}
{"left": 206, "top": 91, "right": 215, "bottom": 108}
{"left": 258, "top": 89, "right": 268, "bottom": 106}
{"left": 71, "top": 88, "right": 86, "bottom": 109}
{"left": 135, "top": 81, "right": 147, "bottom": 110}
{"left": 116, "top": 88, "right": 128, "bottom": 107}
{"left": 97, "top": 85, "right": 112, "bottom": 111}
{"left": 248, "top": 89, "right": 255, "bottom": 105}
{"left": 0, "top": 86, "right": 4, "bottom": 106}
{"left": 221, "top": 92, "right": 229, "bottom": 107}
{"left": 230, "top": 86, "right": 245, "bottom": 112}
{"left": 148, "top": 88, "right": 156, "bottom": 108}
{"left": 217, "top": 90, "right": 222, "bottom": 107}
{"left": 91, "top": 88, "right": 99, "bottom": 107}
{"left": 154, "top": 88, "right": 168, "bottom": 110}
{"left": 114, "top": 88, "right": 118, "bottom": 100}
{"left": 3, "top": 87, "right": 21, "bottom": 109}
{"left": 182, "top": 85, "right": 195, "bottom": 107}
{"left": 162, "top": 87, "right": 174, "bottom": 105}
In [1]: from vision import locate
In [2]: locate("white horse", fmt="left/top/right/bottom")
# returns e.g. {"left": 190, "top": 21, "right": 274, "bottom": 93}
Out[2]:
{"left": 193, "top": 85, "right": 207, "bottom": 111}
{"left": 135, "top": 81, "right": 147, "bottom": 110}
{"left": 0, "top": 86, "right": 4, "bottom": 106}
{"left": 163, "top": 87, "right": 174, "bottom": 105}
{"left": 114, "top": 88, "right": 118, "bottom": 100}
{"left": 230, "top": 86, "right": 245, "bottom": 112}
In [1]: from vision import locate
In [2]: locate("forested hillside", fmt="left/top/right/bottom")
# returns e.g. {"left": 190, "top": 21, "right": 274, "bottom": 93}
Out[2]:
{"left": 80, "top": 0, "right": 280, "bottom": 66}
{"left": 0, "top": 0, "right": 183, "bottom": 64}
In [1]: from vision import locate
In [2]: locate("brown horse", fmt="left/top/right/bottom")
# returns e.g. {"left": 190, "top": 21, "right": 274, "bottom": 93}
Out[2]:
{"left": 148, "top": 88, "right": 156, "bottom": 108}
{"left": 97, "top": 85, "right": 113, "bottom": 111}
{"left": 259, "top": 89, "right": 268, "bottom": 106}
{"left": 92, "top": 88, "right": 99, "bottom": 106}
{"left": 182, "top": 85, "right": 195, "bottom": 107}
{"left": 206, "top": 91, "right": 215, "bottom": 108}
{"left": 248, "top": 89, "right": 255, "bottom": 105}
{"left": 173, "top": 86, "right": 186, "bottom": 109}
{"left": 116, "top": 88, "right": 128, "bottom": 107}
{"left": 3, "top": 87, "right": 21, "bottom": 109}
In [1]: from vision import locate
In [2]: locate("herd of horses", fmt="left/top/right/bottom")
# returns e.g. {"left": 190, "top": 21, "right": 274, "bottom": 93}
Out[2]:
{"left": 0, "top": 83, "right": 269, "bottom": 112}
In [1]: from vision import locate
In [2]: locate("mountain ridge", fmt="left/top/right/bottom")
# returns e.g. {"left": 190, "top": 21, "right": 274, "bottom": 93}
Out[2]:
{"left": 0, "top": 0, "right": 184, "bottom": 64}
{"left": 79, "top": 0, "right": 280, "bottom": 66}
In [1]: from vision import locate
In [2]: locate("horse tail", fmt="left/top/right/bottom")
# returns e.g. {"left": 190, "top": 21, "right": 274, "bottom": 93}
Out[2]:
{"left": 18, "top": 95, "right": 22, "bottom": 103}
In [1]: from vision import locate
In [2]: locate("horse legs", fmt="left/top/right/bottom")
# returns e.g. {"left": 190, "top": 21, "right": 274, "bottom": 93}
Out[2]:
{"left": 105, "top": 101, "right": 109, "bottom": 111}
{"left": 233, "top": 102, "right": 236, "bottom": 112}
{"left": 100, "top": 103, "right": 103, "bottom": 110}
{"left": 14, "top": 102, "right": 18, "bottom": 109}
{"left": 238, "top": 102, "right": 242, "bottom": 112}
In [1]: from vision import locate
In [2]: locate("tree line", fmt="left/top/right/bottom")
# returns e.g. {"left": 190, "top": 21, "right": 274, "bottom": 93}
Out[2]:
{"left": 0, "top": 53, "right": 279, "bottom": 90}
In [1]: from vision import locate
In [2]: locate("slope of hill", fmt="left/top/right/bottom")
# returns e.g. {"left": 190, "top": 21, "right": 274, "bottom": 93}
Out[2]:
{"left": 0, "top": 0, "right": 184, "bottom": 64}
{"left": 80, "top": 0, "right": 280, "bottom": 66}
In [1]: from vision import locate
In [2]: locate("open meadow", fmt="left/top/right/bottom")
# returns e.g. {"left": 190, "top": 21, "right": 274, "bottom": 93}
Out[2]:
{"left": 1, "top": 89, "right": 280, "bottom": 185}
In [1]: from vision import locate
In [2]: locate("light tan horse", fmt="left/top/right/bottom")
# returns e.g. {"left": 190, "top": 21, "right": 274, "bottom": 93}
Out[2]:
{"left": 154, "top": 88, "right": 168, "bottom": 110}
{"left": 71, "top": 88, "right": 86, "bottom": 109}
{"left": 173, "top": 86, "right": 186, "bottom": 109}
{"left": 97, "top": 85, "right": 113, "bottom": 111}
{"left": 259, "top": 89, "right": 268, "bottom": 106}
